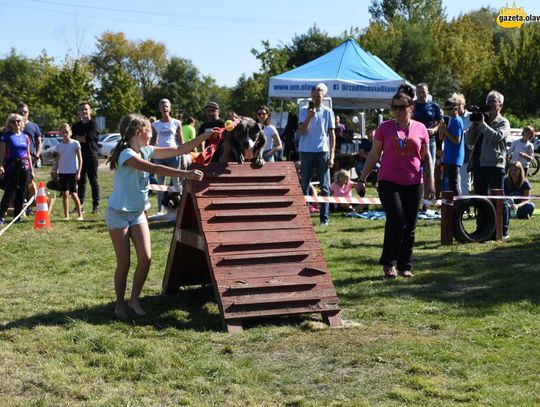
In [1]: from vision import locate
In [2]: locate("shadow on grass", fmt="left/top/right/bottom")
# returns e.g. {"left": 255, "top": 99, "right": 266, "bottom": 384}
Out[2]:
{"left": 335, "top": 238, "right": 540, "bottom": 314}
{"left": 148, "top": 221, "right": 176, "bottom": 231}
{"left": 0, "top": 286, "right": 224, "bottom": 333}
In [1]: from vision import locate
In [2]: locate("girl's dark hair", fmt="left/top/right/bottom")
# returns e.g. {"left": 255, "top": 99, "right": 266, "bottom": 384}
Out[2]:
{"left": 108, "top": 114, "right": 150, "bottom": 170}
{"left": 397, "top": 84, "right": 415, "bottom": 98}
{"left": 392, "top": 84, "right": 415, "bottom": 106}
{"left": 256, "top": 105, "right": 271, "bottom": 125}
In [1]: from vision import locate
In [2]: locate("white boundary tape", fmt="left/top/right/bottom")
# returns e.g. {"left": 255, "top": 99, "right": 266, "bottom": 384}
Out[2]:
{"left": 306, "top": 196, "right": 382, "bottom": 205}
{"left": 453, "top": 194, "right": 540, "bottom": 201}
{"left": 0, "top": 194, "right": 36, "bottom": 238}
{"left": 147, "top": 184, "right": 539, "bottom": 206}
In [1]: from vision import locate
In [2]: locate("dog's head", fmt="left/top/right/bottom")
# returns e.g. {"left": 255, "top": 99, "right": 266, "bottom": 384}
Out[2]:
{"left": 232, "top": 118, "right": 264, "bottom": 150}
{"left": 161, "top": 191, "right": 180, "bottom": 210}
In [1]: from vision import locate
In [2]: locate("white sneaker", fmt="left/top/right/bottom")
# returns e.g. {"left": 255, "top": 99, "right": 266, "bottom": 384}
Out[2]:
{"left": 320, "top": 221, "right": 329, "bottom": 227}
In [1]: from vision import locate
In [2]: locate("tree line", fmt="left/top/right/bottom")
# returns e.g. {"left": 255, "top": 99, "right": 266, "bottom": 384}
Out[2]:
{"left": 1, "top": 0, "right": 538, "bottom": 132}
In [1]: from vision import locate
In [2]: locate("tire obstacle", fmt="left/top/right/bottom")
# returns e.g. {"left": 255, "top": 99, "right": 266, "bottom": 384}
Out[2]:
{"left": 162, "top": 162, "right": 343, "bottom": 332}
{"left": 441, "top": 189, "right": 503, "bottom": 244}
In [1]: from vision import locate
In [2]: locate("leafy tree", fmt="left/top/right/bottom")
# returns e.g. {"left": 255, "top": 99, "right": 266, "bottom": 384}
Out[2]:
{"left": 358, "top": 23, "right": 402, "bottom": 70}
{"left": 229, "top": 73, "right": 266, "bottom": 116}
{"left": 203, "top": 79, "right": 231, "bottom": 120}
{"left": 233, "top": 25, "right": 343, "bottom": 112}
{"left": 40, "top": 57, "right": 96, "bottom": 129}
{"left": 96, "top": 65, "right": 142, "bottom": 131}
{"left": 369, "top": 0, "right": 445, "bottom": 25}
{"left": 91, "top": 32, "right": 167, "bottom": 114}
{"left": 129, "top": 39, "right": 167, "bottom": 103}
{"left": 436, "top": 15, "right": 495, "bottom": 104}
{"left": 152, "top": 57, "right": 213, "bottom": 119}
{"left": 251, "top": 40, "right": 289, "bottom": 78}
{"left": 495, "top": 23, "right": 540, "bottom": 117}
{"left": 0, "top": 49, "right": 45, "bottom": 121}
{"left": 285, "top": 25, "right": 343, "bottom": 69}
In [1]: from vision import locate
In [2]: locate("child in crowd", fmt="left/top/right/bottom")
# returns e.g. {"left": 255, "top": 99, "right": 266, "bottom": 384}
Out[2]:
{"left": 53, "top": 123, "right": 83, "bottom": 221}
{"left": 106, "top": 114, "right": 216, "bottom": 319}
{"left": 507, "top": 126, "right": 535, "bottom": 175}
{"left": 502, "top": 161, "right": 535, "bottom": 239}
{"left": 330, "top": 169, "right": 358, "bottom": 211}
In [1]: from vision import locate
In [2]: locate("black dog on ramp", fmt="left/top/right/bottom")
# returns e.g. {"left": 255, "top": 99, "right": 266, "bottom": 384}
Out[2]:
{"left": 219, "top": 118, "right": 266, "bottom": 167}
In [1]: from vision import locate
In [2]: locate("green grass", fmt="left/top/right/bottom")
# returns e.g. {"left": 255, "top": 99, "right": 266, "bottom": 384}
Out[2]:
{"left": 0, "top": 165, "right": 539, "bottom": 406}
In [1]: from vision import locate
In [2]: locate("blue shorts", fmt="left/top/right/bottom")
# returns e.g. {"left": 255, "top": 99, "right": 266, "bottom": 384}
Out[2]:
{"left": 105, "top": 207, "right": 147, "bottom": 230}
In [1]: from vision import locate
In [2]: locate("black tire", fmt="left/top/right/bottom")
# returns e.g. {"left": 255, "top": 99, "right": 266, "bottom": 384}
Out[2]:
{"left": 453, "top": 198, "right": 496, "bottom": 243}
{"left": 528, "top": 155, "right": 539, "bottom": 177}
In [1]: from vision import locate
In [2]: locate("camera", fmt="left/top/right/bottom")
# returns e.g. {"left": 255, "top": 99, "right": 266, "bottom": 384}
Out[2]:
{"left": 469, "top": 105, "right": 489, "bottom": 122}
{"left": 308, "top": 101, "right": 314, "bottom": 109}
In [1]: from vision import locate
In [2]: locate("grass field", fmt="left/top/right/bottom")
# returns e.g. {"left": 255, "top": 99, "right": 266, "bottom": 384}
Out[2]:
{"left": 0, "top": 164, "right": 539, "bottom": 406}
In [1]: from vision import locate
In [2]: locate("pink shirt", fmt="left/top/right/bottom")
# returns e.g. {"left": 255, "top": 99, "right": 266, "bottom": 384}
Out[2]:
{"left": 375, "top": 119, "right": 429, "bottom": 185}
{"left": 330, "top": 180, "right": 354, "bottom": 198}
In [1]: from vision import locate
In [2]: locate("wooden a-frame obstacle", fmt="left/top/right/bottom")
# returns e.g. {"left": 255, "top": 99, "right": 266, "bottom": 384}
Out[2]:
{"left": 162, "top": 162, "right": 343, "bottom": 332}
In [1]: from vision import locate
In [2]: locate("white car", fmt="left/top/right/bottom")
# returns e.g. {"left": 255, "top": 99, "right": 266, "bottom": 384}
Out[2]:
{"left": 37, "top": 137, "right": 61, "bottom": 167}
{"left": 97, "top": 133, "right": 121, "bottom": 158}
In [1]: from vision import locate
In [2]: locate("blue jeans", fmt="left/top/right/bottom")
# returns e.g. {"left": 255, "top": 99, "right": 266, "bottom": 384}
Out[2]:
{"left": 300, "top": 151, "right": 330, "bottom": 224}
{"left": 154, "top": 156, "right": 179, "bottom": 212}
{"left": 428, "top": 137, "right": 436, "bottom": 166}
{"left": 459, "top": 161, "right": 471, "bottom": 195}
{"left": 503, "top": 201, "right": 535, "bottom": 235}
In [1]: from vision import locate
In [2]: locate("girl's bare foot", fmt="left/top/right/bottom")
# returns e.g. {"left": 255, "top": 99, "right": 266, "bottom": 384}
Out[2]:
{"left": 114, "top": 304, "right": 128, "bottom": 320}
{"left": 128, "top": 300, "right": 146, "bottom": 316}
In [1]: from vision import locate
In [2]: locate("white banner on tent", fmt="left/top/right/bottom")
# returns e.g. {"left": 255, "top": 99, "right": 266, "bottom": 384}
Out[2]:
{"left": 269, "top": 78, "right": 405, "bottom": 100}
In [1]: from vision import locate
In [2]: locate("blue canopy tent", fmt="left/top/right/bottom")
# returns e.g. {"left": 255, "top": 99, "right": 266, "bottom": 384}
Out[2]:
{"left": 268, "top": 39, "right": 407, "bottom": 109}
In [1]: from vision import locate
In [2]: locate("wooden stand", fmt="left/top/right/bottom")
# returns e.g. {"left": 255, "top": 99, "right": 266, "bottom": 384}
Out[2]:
{"left": 162, "top": 162, "right": 343, "bottom": 332}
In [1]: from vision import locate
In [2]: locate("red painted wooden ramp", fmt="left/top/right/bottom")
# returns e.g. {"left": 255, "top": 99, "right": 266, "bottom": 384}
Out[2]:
{"left": 162, "top": 162, "right": 342, "bottom": 332}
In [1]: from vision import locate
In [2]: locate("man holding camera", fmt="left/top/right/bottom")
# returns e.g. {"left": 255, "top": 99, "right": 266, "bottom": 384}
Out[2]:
{"left": 465, "top": 90, "right": 510, "bottom": 195}
{"left": 298, "top": 83, "right": 336, "bottom": 227}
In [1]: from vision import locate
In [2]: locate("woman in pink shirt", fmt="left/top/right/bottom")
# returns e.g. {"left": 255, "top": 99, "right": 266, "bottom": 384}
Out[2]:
{"left": 357, "top": 85, "right": 435, "bottom": 278}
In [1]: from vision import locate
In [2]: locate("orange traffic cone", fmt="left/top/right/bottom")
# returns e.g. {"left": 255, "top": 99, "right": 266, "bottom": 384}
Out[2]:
{"left": 34, "top": 181, "right": 52, "bottom": 229}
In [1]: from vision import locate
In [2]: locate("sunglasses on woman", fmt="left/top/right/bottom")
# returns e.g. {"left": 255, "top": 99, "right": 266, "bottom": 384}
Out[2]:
{"left": 390, "top": 104, "right": 408, "bottom": 111}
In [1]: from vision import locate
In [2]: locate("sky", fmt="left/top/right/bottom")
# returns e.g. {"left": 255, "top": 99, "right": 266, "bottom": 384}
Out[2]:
{"left": 0, "top": 0, "right": 538, "bottom": 87}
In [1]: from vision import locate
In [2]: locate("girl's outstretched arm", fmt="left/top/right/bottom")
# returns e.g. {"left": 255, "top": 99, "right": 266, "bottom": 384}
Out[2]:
{"left": 124, "top": 154, "right": 204, "bottom": 181}
{"left": 153, "top": 129, "right": 218, "bottom": 160}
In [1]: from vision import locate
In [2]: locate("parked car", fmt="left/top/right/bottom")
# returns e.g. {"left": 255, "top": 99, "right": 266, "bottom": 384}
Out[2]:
{"left": 37, "top": 137, "right": 60, "bottom": 167}
{"left": 43, "top": 131, "right": 62, "bottom": 138}
{"left": 506, "top": 128, "right": 540, "bottom": 150}
{"left": 97, "top": 133, "right": 121, "bottom": 158}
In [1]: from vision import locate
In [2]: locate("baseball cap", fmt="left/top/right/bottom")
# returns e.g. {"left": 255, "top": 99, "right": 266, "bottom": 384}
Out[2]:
{"left": 205, "top": 102, "right": 220, "bottom": 110}
{"left": 315, "top": 83, "right": 328, "bottom": 95}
